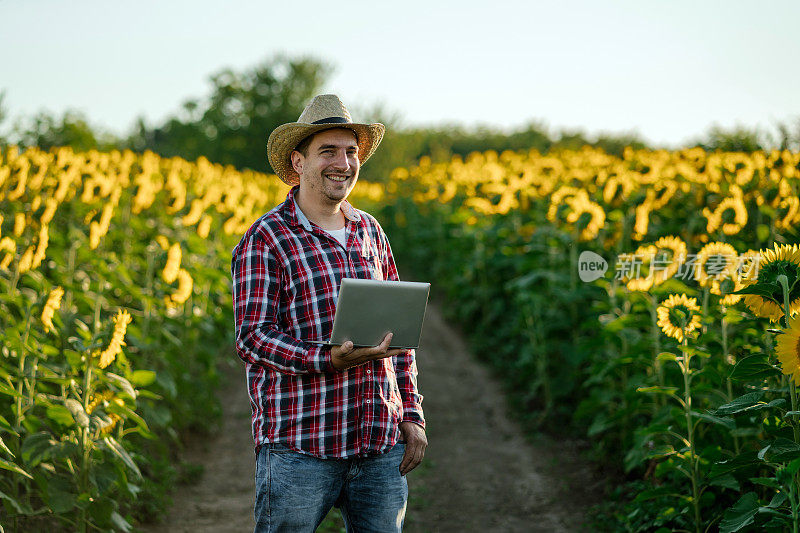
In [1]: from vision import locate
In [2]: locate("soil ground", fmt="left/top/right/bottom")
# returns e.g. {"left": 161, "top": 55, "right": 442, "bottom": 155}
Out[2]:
{"left": 138, "top": 304, "right": 602, "bottom": 533}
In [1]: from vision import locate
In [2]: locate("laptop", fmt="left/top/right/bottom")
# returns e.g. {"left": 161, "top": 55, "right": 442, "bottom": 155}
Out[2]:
{"left": 308, "top": 278, "right": 431, "bottom": 349}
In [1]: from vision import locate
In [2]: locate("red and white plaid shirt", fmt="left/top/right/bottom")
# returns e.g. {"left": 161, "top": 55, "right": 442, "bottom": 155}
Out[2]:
{"left": 231, "top": 186, "right": 425, "bottom": 459}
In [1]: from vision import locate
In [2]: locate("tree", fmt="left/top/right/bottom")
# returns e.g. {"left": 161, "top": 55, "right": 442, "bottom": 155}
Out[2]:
{"left": 127, "top": 55, "right": 331, "bottom": 171}
{"left": 13, "top": 109, "right": 118, "bottom": 152}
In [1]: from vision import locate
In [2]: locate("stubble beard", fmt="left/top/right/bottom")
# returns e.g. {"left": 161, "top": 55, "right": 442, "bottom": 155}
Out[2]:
{"left": 320, "top": 169, "right": 357, "bottom": 204}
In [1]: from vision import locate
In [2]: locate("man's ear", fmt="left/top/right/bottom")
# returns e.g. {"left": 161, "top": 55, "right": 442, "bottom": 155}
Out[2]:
{"left": 290, "top": 150, "right": 304, "bottom": 175}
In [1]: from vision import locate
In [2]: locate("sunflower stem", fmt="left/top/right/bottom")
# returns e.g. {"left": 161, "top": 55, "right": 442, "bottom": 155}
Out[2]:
{"left": 778, "top": 274, "right": 800, "bottom": 442}
{"left": 681, "top": 329, "right": 701, "bottom": 533}
{"left": 721, "top": 309, "right": 741, "bottom": 454}
{"left": 648, "top": 294, "right": 664, "bottom": 408}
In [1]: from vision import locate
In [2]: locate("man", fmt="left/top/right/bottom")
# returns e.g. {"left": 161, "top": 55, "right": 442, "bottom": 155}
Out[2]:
{"left": 231, "top": 94, "right": 426, "bottom": 533}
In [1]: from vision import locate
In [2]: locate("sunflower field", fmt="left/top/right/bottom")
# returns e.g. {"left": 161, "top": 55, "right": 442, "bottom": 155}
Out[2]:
{"left": 0, "top": 145, "right": 384, "bottom": 531}
{"left": 377, "top": 146, "right": 800, "bottom": 532}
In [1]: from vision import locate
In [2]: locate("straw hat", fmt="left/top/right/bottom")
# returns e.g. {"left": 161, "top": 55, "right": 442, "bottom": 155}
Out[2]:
{"left": 267, "top": 94, "right": 385, "bottom": 185}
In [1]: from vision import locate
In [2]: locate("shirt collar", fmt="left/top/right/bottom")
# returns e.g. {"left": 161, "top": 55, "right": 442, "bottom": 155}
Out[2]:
{"left": 283, "top": 186, "right": 361, "bottom": 230}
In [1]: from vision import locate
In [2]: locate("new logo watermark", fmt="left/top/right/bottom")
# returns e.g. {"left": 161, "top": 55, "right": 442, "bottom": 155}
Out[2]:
{"left": 576, "top": 250, "right": 759, "bottom": 283}
{"left": 578, "top": 251, "right": 608, "bottom": 282}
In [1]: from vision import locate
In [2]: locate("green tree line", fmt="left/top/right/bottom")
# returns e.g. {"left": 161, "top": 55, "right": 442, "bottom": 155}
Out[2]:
{"left": 1, "top": 55, "right": 799, "bottom": 181}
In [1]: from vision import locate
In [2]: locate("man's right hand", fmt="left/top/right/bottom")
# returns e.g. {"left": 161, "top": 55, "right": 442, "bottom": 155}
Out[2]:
{"left": 330, "top": 332, "right": 406, "bottom": 371}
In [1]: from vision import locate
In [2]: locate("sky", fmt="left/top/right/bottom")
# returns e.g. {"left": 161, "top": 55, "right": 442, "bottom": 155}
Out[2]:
{"left": 1, "top": 0, "right": 799, "bottom": 148}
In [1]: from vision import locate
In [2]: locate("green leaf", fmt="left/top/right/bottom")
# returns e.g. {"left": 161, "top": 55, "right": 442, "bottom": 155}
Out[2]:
{"left": 734, "top": 283, "right": 779, "bottom": 300}
{"left": 0, "top": 414, "right": 15, "bottom": 435}
{"left": 719, "top": 492, "right": 760, "bottom": 533}
{"left": 0, "top": 382, "right": 22, "bottom": 399}
{"left": 766, "top": 491, "right": 789, "bottom": 509}
{"left": 709, "top": 473, "right": 740, "bottom": 491}
{"left": 88, "top": 496, "right": 114, "bottom": 525}
{"left": 760, "top": 438, "right": 800, "bottom": 463}
{"left": 105, "top": 402, "right": 151, "bottom": 435}
{"left": 130, "top": 370, "right": 156, "bottom": 387}
{"left": 46, "top": 404, "right": 75, "bottom": 427}
{"left": 21, "top": 432, "right": 56, "bottom": 467}
{"left": 657, "top": 352, "right": 678, "bottom": 363}
{"left": 749, "top": 476, "right": 781, "bottom": 489}
{"left": 757, "top": 224, "right": 771, "bottom": 242}
{"left": 64, "top": 399, "right": 90, "bottom": 428}
{"left": 64, "top": 349, "right": 83, "bottom": 369}
{"left": 694, "top": 411, "right": 736, "bottom": 430}
{"left": 788, "top": 456, "right": 800, "bottom": 474}
{"left": 0, "top": 458, "right": 34, "bottom": 479}
{"left": 729, "top": 354, "right": 781, "bottom": 382}
{"left": 646, "top": 444, "right": 676, "bottom": 459}
{"left": 46, "top": 477, "right": 76, "bottom": 514}
{"left": 105, "top": 372, "right": 137, "bottom": 399}
{"left": 0, "top": 488, "right": 30, "bottom": 514}
{"left": 102, "top": 436, "right": 141, "bottom": 479}
{"left": 711, "top": 452, "right": 760, "bottom": 477}
{"left": 0, "top": 436, "right": 13, "bottom": 457}
{"left": 712, "top": 392, "right": 785, "bottom": 416}
{"left": 636, "top": 386, "right": 679, "bottom": 396}
{"left": 110, "top": 511, "right": 133, "bottom": 532}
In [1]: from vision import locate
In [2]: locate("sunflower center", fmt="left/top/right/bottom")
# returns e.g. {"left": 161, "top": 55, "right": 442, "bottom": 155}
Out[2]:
{"left": 668, "top": 306, "right": 692, "bottom": 329}
{"left": 720, "top": 207, "right": 736, "bottom": 225}
{"left": 575, "top": 211, "right": 593, "bottom": 230}
{"left": 703, "top": 253, "right": 734, "bottom": 278}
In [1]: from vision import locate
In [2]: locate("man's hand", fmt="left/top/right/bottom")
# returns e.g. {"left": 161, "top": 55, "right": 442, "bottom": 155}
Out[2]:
{"left": 399, "top": 421, "right": 427, "bottom": 476}
{"left": 330, "top": 332, "right": 406, "bottom": 371}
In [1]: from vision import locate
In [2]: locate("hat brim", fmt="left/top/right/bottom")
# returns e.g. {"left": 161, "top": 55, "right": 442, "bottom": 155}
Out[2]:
{"left": 267, "top": 122, "right": 385, "bottom": 185}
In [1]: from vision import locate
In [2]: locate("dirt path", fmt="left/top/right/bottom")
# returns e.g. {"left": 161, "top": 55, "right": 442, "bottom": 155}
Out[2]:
{"left": 139, "top": 304, "right": 600, "bottom": 532}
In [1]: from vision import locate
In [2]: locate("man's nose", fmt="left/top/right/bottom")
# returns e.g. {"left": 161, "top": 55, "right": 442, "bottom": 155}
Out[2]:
{"left": 331, "top": 150, "right": 350, "bottom": 171}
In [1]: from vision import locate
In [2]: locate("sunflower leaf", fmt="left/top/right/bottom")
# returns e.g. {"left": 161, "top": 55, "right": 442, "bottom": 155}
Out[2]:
{"left": 729, "top": 354, "right": 781, "bottom": 382}
{"left": 637, "top": 386, "right": 679, "bottom": 396}
{"left": 711, "top": 392, "right": 787, "bottom": 416}
{"left": 694, "top": 411, "right": 736, "bottom": 430}
{"left": 710, "top": 452, "right": 760, "bottom": 477}
{"left": 719, "top": 492, "right": 760, "bottom": 533}
{"left": 734, "top": 283, "right": 780, "bottom": 301}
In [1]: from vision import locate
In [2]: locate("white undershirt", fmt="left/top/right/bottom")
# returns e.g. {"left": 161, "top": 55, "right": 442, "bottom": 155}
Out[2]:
{"left": 295, "top": 204, "right": 347, "bottom": 247}
{"left": 326, "top": 226, "right": 347, "bottom": 247}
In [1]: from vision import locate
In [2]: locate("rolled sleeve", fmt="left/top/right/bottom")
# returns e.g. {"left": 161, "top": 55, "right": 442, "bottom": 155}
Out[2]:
{"left": 232, "top": 235, "right": 330, "bottom": 375}
{"left": 395, "top": 348, "right": 425, "bottom": 428}
{"left": 380, "top": 226, "right": 425, "bottom": 428}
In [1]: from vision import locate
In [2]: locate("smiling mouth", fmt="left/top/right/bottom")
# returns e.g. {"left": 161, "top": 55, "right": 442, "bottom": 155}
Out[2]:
{"left": 326, "top": 174, "right": 350, "bottom": 183}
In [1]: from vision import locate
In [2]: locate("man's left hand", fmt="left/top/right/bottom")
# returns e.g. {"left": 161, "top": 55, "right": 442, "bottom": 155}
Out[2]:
{"left": 398, "top": 421, "right": 427, "bottom": 476}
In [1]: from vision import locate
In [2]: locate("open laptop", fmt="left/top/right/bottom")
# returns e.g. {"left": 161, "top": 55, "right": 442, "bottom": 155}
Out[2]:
{"left": 308, "top": 278, "right": 431, "bottom": 349}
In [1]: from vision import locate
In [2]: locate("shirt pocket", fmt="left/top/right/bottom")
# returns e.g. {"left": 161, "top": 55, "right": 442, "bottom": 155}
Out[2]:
{"left": 364, "top": 253, "right": 384, "bottom": 280}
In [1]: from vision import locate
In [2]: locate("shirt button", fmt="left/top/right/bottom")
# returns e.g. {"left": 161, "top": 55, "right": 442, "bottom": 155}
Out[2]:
{"left": 366, "top": 369, "right": 371, "bottom": 374}
{"left": 366, "top": 399, "right": 371, "bottom": 404}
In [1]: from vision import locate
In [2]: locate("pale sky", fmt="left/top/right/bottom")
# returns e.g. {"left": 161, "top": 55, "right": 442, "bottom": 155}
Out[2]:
{"left": 1, "top": 0, "right": 798, "bottom": 147}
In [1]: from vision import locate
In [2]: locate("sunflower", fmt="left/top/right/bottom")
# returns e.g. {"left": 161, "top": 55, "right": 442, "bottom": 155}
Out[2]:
{"left": 652, "top": 236, "right": 687, "bottom": 284}
{"left": 776, "top": 196, "right": 800, "bottom": 230}
{"left": 740, "top": 244, "right": 800, "bottom": 322}
{"left": 632, "top": 200, "right": 652, "bottom": 241}
{"left": 565, "top": 195, "right": 606, "bottom": 241}
{"left": 695, "top": 242, "right": 739, "bottom": 295}
{"left": 657, "top": 294, "right": 702, "bottom": 342}
{"left": 95, "top": 309, "right": 133, "bottom": 369}
{"left": 719, "top": 249, "right": 760, "bottom": 306}
{"left": 776, "top": 313, "right": 800, "bottom": 386}
{"left": 702, "top": 194, "right": 748, "bottom": 236}
{"left": 546, "top": 186, "right": 585, "bottom": 223}
{"left": 617, "top": 244, "right": 657, "bottom": 292}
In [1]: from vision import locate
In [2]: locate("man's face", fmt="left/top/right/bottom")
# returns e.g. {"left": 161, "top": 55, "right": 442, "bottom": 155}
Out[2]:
{"left": 293, "top": 128, "right": 360, "bottom": 205}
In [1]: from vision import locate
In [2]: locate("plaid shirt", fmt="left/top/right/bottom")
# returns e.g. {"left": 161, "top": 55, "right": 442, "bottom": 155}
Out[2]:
{"left": 231, "top": 186, "right": 425, "bottom": 459}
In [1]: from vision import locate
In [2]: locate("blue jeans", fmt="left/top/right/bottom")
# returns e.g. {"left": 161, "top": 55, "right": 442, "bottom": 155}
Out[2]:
{"left": 254, "top": 442, "right": 408, "bottom": 533}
